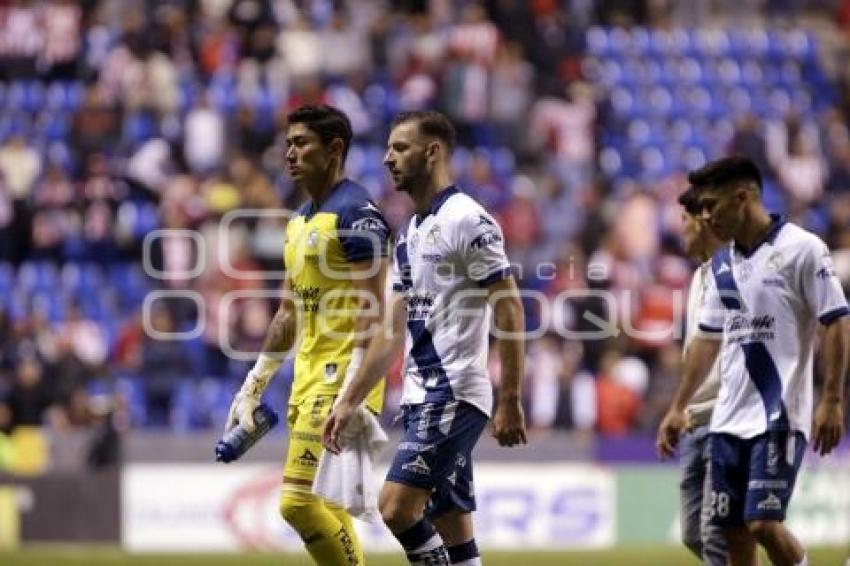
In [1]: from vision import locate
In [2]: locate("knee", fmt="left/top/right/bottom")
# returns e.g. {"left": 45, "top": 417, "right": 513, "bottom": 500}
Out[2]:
{"left": 746, "top": 519, "right": 778, "bottom": 542}
{"left": 279, "top": 489, "right": 316, "bottom": 531}
{"left": 379, "top": 495, "right": 417, "bottom": 533}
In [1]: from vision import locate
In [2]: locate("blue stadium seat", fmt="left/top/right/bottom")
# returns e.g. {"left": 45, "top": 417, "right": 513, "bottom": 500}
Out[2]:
{"left": 599, "top": 147, "right": 623, "bottom": 177}
{"left": 36, "top": 110, "right": 71, "bottom": 142}
{"left": 491, "top": 147, "right": 516, "bottom": 178}
{"left": 0, "top": 262, "right": 13, "bottom": 293}
{"left": 585, "top": 26, "right": 610, "bottom": 56}
{"left": 18, "top": 261, "right": 58, "bottom": 292}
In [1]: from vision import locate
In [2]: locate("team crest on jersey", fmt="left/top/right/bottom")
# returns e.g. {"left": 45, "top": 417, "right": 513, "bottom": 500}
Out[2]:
{"left": 426, "top": 224, "right": 441, "bottom": 245}
{"left": 738, "top": 262, "right": 754, "bottom": 283}
{"left": 307, "top": 229, "right": 319, "bottom": 248}
{"left": 324, "top": 363, "right": 338, "bottom": 382}
{"left": 767, "top": 251, "right": 784, "bottom": 271}
{"left": 410, "top": 233, "right": 420, "bottom": 251}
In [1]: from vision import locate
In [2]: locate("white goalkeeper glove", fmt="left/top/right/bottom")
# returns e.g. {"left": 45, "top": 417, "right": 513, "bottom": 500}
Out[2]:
{"left": 225, "top": 354, "right": 282, "bottom": 434}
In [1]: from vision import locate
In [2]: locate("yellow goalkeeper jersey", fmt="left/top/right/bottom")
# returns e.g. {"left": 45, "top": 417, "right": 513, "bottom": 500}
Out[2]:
{"left": 283, "top": 179, "right": 388, "bottom": 413}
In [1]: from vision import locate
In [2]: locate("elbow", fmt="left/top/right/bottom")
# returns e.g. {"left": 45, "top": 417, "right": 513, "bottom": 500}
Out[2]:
{"left": 495, "top": 296, "right": 525, "bottom": 335}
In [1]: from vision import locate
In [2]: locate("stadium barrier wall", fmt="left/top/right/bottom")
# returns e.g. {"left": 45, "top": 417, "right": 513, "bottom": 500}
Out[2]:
{"left": 0, "top": 470, "right": 121, "bottom": 547}
{"left": 120, "top": 458, "right": 850, "bottom": 552}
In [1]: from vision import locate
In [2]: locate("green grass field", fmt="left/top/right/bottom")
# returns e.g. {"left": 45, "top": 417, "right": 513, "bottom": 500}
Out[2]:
{"left": 1, "top": 546, "right": 848, "bottom": 565}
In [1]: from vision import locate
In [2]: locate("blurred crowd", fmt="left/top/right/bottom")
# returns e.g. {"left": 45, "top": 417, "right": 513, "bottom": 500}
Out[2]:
{"left": 1, "top": 0, "right": 849, "bottom": 457}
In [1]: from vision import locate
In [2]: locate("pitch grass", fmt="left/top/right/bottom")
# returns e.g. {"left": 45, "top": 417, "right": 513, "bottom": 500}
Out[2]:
{"left": 1, "top": 546, "right": 848, "bottom": 565}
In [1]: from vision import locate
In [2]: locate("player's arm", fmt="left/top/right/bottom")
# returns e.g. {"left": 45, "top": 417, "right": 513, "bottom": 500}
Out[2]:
{"left": 323, "top": 290, "right": 407, "bottom": 453}
{"left": 225, "top": 278, "right": 296, "bottom": 433}
{"left": 813, "top": 315, "right": 850, "bottom": 456}
{"left": 656, "top": 334, "right": 722, "bottom": 458}
{"left": 342, "top": 256, "right": 389, "bottom": 388}
{"left": 800, "top": 237, "right": 850, "bottom": 456}
{"left": 487, "top": 275, "right": 527, "bottom": 447}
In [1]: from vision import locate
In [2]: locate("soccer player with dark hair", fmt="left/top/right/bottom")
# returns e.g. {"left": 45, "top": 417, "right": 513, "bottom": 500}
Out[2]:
{"left": 658, "top": 156, "right": 850, "bottom": 566}
{"left": 323, "top": 110, "right": 527, "bottom": 566}
{"left": 674, "top": 186, "right": 728, "bottom": 564}
{"left": 225, "top": 104, "right": 390, "bottom": 565}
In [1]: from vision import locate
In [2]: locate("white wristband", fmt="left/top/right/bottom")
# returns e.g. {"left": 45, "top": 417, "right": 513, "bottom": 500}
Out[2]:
{"left": 242, "top": 353, "right": 283, "bottom": 396}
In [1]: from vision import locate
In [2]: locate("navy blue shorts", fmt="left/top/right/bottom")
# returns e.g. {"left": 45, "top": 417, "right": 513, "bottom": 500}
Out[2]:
{"left": 386, "top": 400, "right": 488, "bottom": 519}
{"left": 708, "top": 431, "right": 806, "bottom": 527}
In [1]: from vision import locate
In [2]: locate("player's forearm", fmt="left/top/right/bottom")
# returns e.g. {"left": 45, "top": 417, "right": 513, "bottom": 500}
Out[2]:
{"left": 671, "top": 336, "right": 721, "bottom": 412}
{"left": 341, "top": 328, "right": 404, "bottom": 407}
{"left": 339, "top": 293, "right": 406, "bottom": 407}
{"left": 494, "top": 293, "right": 525, "bottom": 401}
{"left": 820, "top": 317, "right": 850, "bottom": 404}
{"left": 260, "top": 305, "right": 296, "bottom": 356}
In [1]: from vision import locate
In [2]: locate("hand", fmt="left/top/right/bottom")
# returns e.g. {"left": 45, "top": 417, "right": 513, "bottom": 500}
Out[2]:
{"left": 225, "top": 390, "right": 260, "bottom": 434}
{"left": 656, "top": 408, "right": 687, "bottom": 460}
{"left": 812, "top": 399, "right": 844, "bottom": 456}
{"left": 323, "top": 400, "right": 357, "bottom": 455}
{"left": 491, "top": 397, "right": 527, "bottom": 447}
{"left": 225, "top": 355, "right": 280, "bottom": 434}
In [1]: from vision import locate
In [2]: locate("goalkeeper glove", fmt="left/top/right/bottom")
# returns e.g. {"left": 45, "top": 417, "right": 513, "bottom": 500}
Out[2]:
{"left": 226, "top": 354, "right": 282, "bottom": 434}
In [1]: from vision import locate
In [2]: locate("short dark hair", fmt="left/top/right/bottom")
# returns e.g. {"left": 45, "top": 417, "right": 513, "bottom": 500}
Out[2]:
{"left": 677, "top": 186, "right": 701, "bottom": 215}
{"left": 687, "top": 156, "right": 763, "bottom": 193}
{"left": 390, "top": 111, "right": 456, "bottom": 154}
{"left": 286, "top": 105, "right": 353, "bottom": 162}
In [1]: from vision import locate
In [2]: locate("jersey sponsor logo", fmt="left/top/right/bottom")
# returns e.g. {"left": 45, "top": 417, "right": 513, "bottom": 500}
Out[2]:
{"left": 401, "top": 454, "right": 431, "bottom": 475}
{"left": 421, "top": 253, "right": 443, "bottom": 263}
{"left": 407, "top": 292, "right": 435, "bottom": 321}
{"left": 351, "top": 217, "right": 387, "bottom": 232}
{"left": 470, "top": 230, "right": 502, "bottom": 250}
{"left": 728, "top": 314, "right": 775, "bottom": 343}
{"left": 397, "top": 441, "right": 436, "bottom": 453}
{"left": 748, "top": 479, "right": 789, "bottom": 489}
{"left": 762, "top": 276, "right": 784, "bottom": 287}
{"left": 755, "top": 492, "right": 783, "bottom": 511}
{"left": 292, "top": 284, "right": 321, "bottom": 312}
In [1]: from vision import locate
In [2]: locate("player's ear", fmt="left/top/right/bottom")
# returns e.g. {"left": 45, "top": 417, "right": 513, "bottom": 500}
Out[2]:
{"left": 426, "top": 140, "right": 441, "bottom": 163}
{"left": 328, "top": 137, "right": 345, "bottom": 162}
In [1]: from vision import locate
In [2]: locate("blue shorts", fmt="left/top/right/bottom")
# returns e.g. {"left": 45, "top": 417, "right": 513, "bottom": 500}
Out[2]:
{"left": 709, "top": 431, "right": 806, "bottom": 527}
{"left": 386, "top": 400, "right": 488, "bottom": 519}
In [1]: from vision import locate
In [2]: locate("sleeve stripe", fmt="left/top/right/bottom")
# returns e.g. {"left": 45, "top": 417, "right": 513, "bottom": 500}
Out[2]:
{"left": 819, "top": 306, "right": 850, "bottom": 325}
{"left": 697, "top": 323, "right": 723, "bottom": 334}
{"left": 476, "top": 267, "right": 514, "bottom": 288}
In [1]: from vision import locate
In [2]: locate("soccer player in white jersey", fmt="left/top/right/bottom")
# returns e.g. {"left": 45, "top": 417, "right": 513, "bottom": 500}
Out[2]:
{"left": 658, "top": 157, "right": 850, "bottom": 566}
{"left": 676, "top": 186, "right": 728, "bottom": 565}
{"left": 323, "top": 110, "right": 527, "bottom": 566}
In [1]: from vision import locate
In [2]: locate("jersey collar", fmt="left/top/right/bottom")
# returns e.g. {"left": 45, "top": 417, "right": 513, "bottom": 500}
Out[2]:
{"left": 415, "top": 185, "right": 460, "bottom": 227}
{"left": 734, "top": 214, "right": 786, "bottom": 258}
{"left": 304, "top": 178, "right": 349, "bottom": 219}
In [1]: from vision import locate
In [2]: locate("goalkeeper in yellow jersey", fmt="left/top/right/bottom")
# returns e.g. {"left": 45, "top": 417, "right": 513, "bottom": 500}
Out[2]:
{"left": 225, "top": 105, "right": 389, "bottom": 565}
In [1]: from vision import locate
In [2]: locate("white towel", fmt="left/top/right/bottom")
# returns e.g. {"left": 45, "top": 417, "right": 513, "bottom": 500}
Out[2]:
{"left": 313, "top": 407, "right": 388, "bottom": 522}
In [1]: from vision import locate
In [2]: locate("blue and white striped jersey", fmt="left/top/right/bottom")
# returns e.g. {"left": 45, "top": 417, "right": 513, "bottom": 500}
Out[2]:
{"left": 391, "top": 186, "right": 513, "bottom": 417}
{"left": 698, "top": 216, "right": 849, "bottom": 440}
